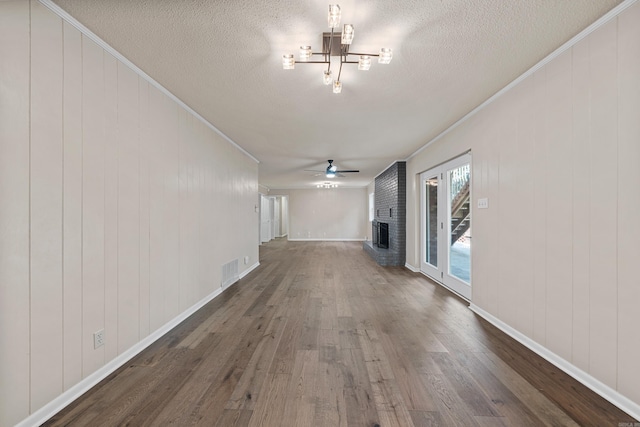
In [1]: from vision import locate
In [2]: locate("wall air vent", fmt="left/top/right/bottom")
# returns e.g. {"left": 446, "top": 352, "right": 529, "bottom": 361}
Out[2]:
{"left": 221, "top": 259, "right": 239, "bottom": 288}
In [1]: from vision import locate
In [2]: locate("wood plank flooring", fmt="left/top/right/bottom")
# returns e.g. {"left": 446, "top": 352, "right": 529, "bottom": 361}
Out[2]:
{"left": 44, "top": 240, "right": 637, "bottom": 426}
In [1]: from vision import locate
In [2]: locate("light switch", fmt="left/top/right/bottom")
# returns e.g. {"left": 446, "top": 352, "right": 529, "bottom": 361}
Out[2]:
{"left": 477, "top": 198, "right": 489, "bottom": 209}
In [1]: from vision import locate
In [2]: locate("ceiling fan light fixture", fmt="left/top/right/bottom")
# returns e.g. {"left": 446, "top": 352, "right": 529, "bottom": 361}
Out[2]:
{"left": 306, "top": 160, "right": 359, "bottom": 180}
{"left": 323, "top": 70, "right": 333, "bottom": 85}
{"left": 378, "top": 48, "right": 393, "bottom": 64}
{"left": 299, "top": 46, "right": 312, "bottom": 61}
{"left": 358, "top": 55, "right": 371, "bottom": 70}
{"left": 328, "top": 4, "right": 341, "bottom": 29}
{"left": 341, "top": 24, "right": 354, "bottom": 44}
{"left": 282, "top": 54, "right": 295, "bottom": 69}
{"left": 333, "top": 80, "right": 342, "bottom": 93}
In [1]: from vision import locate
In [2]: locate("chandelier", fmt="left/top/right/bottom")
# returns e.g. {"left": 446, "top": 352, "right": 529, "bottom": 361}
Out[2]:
{"left": 282, "top": 4, "right": 392, "bottom": 93}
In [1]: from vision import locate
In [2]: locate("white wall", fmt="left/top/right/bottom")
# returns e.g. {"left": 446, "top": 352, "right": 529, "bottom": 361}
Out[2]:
{"left": 366, "top": 181, "right": 375, "bottom": 242}
{"left": 406, "top": 2, "right": 640, "bottom": 413}
{"left": 0, "top": 2, "right": 259, "bottom": 426}
{"left": 270, "top": 188, "right": 368, "bottom": 241}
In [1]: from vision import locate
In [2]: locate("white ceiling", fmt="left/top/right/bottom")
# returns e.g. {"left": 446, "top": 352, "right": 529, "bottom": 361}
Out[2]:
{"left": 52, "top": 0, "right": 622, "bottom": 189}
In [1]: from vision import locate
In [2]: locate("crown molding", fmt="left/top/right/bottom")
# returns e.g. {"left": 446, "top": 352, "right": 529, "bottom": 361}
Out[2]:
{"left": 38, "top": 0, "right": 260, "bottom": 164}
{"left": 406, "top": 0, "right": 639, "bottom": 162}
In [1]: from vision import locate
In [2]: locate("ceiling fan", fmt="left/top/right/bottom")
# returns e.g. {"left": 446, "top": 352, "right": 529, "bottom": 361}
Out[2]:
{"left": 305, "top": 159, "right": 359, "bottom": 178}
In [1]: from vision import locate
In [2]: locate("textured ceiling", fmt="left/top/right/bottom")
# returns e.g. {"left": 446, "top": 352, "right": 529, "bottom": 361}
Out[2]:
{"left": 52, "top": 0, "right": 622, "bottom": 189}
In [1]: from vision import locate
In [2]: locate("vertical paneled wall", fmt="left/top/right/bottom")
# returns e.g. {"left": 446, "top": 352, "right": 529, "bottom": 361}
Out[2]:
{"left": 0, "top": 1, "right": 31, "bottom": 422}
{"left": 406, "top": 1, "right": 640, "bottom": 410}
{"left": 616, "top": 2, "right": 640, "bottom": 402}
{"left": 0, "top": 2, "right": 259, "bottom": 426}
{"left": 30, "top": 2, "right": 64, "bottom": 411}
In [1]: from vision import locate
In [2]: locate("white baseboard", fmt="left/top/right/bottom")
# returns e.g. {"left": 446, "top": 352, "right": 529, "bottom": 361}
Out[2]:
{"left": 287, "top": 238, "right": 365, "bottom": 242}
{"left": 17, "top": 277, "right": 251, "bottom": 427}
{"left": 469, "top": 304, "right": 640, "bottom": 421}
{"left": 240, "top": 262, "right": 260, "bottom": 279}
{"left": 404, "top": 263, "right": 419, "bottom": 272}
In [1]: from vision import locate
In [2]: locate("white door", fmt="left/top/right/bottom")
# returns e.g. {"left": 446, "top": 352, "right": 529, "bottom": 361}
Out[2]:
{"left": 272, "top": 197, "right": 280, "bottom": 238}
{"left": 260, "top": 195, "right": 271, "bottom": 243}
{"left": 420, "top": 153, "right": 472, "bottom": 300}
{"left": 281, "top": 196, "right": 288, "bottom": 236}
{"left": 268, "top": 197, "right": 275, "bottom": 240}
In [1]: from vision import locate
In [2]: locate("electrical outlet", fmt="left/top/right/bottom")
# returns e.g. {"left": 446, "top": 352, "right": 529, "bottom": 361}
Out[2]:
{"left": 94, "top": 329, "right": 105, "bottom": 349}
{"left": 244, "top": 256, "right": 250, "bottom": 265}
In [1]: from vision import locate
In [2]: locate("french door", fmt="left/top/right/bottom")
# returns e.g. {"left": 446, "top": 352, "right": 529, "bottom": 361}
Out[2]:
{"left": 420, "top": 154, "right": 471, "bottom": 300}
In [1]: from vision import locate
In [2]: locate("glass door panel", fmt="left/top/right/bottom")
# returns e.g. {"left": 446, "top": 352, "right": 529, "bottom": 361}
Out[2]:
{"left": 425, "top": 176, "right": 439, "bottom": 267}
{"left": 420, "top": 172, "right": 441, "bottom": 278}
{"left": 447, "top": 164, "right": 471, "bottom": 284}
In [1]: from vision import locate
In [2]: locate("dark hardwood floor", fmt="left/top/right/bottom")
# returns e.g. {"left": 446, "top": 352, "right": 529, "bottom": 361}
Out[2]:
{"left": 45, "top": 239, "right": 636, "bottom": 426}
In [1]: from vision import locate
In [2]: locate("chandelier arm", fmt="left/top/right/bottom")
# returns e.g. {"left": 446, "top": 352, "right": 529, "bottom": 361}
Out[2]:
{"left": 327, "top": 27, "right": 335, "bottom": 71}
{"left": 329, "top": 27, "right": 335, "bottom": 53}
{"left": 346, "top": 52, "right": 380, "bottom": 57}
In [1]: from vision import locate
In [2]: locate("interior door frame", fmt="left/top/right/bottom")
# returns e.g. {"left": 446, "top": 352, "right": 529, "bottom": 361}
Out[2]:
{"left": 420, "top": 153, "right": 472, "bottom": 301}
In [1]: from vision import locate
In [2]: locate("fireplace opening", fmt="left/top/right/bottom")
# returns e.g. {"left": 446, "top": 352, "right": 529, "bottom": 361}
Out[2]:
{"left": 377, "top": 222, "right": 389, "bottom": 249}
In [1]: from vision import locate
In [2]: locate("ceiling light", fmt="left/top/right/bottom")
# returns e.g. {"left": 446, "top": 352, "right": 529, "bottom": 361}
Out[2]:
{"left": 378, "top": 48, "right": 393, "bottom": 64}
{"left": 299, "top": 46, "right": 312, "bottom": 61}
{"left": 317, "top": 182, "right": 338, "bottom": 188}
{"left": 341, "top": 24, "right": 354, "bottom": 45}
{"left": 358, "top": 55, "right": 371, "bottom": 70}
{"left": 282, "top": 4, "right": 392, "bottom": 93}
{"left": 282, "top": 54, "right": 295, "bottom": 69}
{"left": 323, "top": 70, "right": 333, "bottom": 85}
{"left": 328, "top": 4, "right": 341, "bottom": 29}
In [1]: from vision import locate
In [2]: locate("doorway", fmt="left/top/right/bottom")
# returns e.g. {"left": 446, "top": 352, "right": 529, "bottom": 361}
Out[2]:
{"left": 420, "top": 153, "right": 471, "bottom": 300}
{"left": 259, "top": 195, "right": 289, "bottom": 244}
{"left": 260, "top": 195, "right": 271, "bottom": 243}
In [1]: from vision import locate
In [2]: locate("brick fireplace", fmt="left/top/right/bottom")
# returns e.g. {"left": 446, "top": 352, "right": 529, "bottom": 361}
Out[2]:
{"left": 364, "top": 161, "right": 406, "bottom": 266}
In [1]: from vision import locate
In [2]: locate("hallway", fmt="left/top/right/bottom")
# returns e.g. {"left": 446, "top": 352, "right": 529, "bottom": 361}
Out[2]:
{"left": 45, "top": 240, "right": 635, "bottom": 426}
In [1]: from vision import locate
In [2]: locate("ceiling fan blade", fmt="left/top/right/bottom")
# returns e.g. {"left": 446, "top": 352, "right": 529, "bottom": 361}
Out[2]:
{"left": 304, "top": 169, "right": 325, "bottom": 172}
{"left": 335, "top": 170, "right": 359, "bottom": 173}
